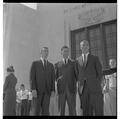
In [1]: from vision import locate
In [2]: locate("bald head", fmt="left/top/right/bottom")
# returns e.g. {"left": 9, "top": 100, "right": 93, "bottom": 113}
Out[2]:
{"left": 80, "top": 40, "right": 89, "bottom": 54}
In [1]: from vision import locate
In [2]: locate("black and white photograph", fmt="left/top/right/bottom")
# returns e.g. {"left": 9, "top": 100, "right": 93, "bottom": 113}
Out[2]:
{"left": 2, "top": 3, "right": 117, "bottom": 117}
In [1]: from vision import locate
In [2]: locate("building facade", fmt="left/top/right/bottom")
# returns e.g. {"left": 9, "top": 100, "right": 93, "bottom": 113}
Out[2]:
{"left": 4, "top": 3, "right": 117, "bottom": 89}
{"left": 64, "top": 3, "right": 117, "bottom": 70}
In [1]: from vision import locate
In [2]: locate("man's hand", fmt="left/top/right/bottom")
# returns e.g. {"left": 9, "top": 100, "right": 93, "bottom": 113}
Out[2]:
{"left": 78, "top": 81, "right": 83, "bottom": 95}
{"left": 79, "top": 86, "right": 83, "bottom": 95}
{"left": 32, "top": 90, "right": 37, "bottom": 98}
{"left": 51, "top": 91, "right": 55, "bottom": 97}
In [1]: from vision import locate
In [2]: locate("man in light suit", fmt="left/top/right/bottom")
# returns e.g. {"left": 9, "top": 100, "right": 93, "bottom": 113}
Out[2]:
{"left": 77, "top": 40, "right": 103, "bottom": 116}
{"left": 30, "top": 47, "right": 55, "bottom": 115}
{"left": 55, "top": 46, "right": 78, "bottom": 116}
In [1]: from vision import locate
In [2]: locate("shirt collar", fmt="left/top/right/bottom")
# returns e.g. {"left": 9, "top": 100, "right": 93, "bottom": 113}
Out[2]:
{"left": 82, "top": 52, "right": 89, "bottom": 57}
{"left": 40, "top": 57, "right": 44, "bottom": 63}
{"left": 62, "top": 58, "right": 69, "bottom": 64}
{"left": 40, "top": 57, "right": 47, "bottom": 64}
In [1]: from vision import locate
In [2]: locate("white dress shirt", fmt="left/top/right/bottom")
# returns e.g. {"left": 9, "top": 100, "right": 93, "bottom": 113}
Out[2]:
{"left": 40, "top": 57, "right": 47, "bottom": 66}
{"left": 63, "top": 58, "right": 68, "bottom": 64}
{"left": 82, "top": 52, "right": 89, "bottom": 63}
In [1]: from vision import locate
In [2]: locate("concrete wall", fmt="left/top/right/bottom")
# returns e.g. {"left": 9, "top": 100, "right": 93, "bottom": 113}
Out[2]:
{"left": 4, "top": 4, "right": 40, "bottom": 89}
{"left": 37, "top": 4, "right": 65, "bottom": 63}
{"left": 64, "top": 3, "right": 117, "bottom": 30}
{"left": 4, "top": 3, "right": 68, "bottom": 89}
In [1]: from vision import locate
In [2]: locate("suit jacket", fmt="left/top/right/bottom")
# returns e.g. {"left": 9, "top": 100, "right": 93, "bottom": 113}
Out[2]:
{"left": 76, "top": 54, "right": 103, "bottom": 94}
{"left": 30, "top": 60, "right": 55, "bottom": 95}
{"left": 55, "top": 59, "right": 78, "bottom": 94}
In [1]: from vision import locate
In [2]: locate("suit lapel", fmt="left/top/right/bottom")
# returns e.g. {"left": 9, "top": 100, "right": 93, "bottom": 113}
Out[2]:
{"left": 59, "top": 59, "right": 71, "bottom": 68}
{"left": 77, "top": 56, "right": 84, "bottom": 69}
{"left": 61, "top": 60, "right": 65, "bottom": 66}
{"left": 39, "top": 60, "right": 44, "bottom": 70}
{"left": 84, "top": 54, "right": 90, "bottom": 69}
{"left": 68, "top": 59, "right": 71, "bottom": 65}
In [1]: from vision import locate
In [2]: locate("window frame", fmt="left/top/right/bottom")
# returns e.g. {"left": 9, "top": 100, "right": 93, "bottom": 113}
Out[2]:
{"left": 70, "top": 19, "right": 117, "bottom": 70}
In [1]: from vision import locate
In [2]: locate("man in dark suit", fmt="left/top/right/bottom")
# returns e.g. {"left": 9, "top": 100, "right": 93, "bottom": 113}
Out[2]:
{"left": 55, "top": 46, "right": 78, "bottom": 116}
{"left": 77, "top": 40, "right": 103, "bottom": 116}
{"left": 30, "top": 47, "right": 55, "bottom": 115}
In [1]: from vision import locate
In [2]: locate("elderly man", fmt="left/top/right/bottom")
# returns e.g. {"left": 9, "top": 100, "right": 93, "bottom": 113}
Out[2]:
{"left": 77, "top": 40, "right": 103, "bottom": 116}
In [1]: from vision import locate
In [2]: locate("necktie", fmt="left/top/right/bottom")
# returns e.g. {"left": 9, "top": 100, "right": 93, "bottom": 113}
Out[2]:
{"left": 44, "top": 59, "right": 47, "bottom": 68}
{"left": 65, "top": 59, "right": 67, "bottom": 64}
{"left": 84, "top": 54, "right": 87, "bottom": 66}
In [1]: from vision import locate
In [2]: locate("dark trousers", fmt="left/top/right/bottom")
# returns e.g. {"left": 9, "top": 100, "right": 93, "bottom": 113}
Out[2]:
{"left": 27, "top": 100, "right": 32, "bottom": 115}
{"left": 80, "top": 82, "right": 104, "bottom": 116}
{"left": 59, "top": 86, "right": 76, "bottom": 116}
{"left": 80, "top": 82, "right": 90, "bottom": 116}
{"left": 89, "top": 93, "right": 103, "bottom": 116}
{"left": 35, "top": 93, "right": 50, "bottom": 116}
{"left": 21, "top": 99, "right": 28, "bottom": 116}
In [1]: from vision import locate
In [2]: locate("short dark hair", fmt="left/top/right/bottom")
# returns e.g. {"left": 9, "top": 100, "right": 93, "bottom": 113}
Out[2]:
{"left": 61, "top": 46, "right": 69, "bottom": 51}
{"left": 41, "top": 47, "right": 48, "bottom": 53}
{"left": 20, "top": 84, "right": 25, "bottom": 87}
{"left": 42, "top": 47, "right": 48, "bottom": 50}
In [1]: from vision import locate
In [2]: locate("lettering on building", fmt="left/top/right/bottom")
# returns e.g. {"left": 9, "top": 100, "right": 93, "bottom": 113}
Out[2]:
{"left": 78, "top": 7, "right": 105, "bottom": 26}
